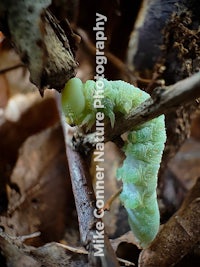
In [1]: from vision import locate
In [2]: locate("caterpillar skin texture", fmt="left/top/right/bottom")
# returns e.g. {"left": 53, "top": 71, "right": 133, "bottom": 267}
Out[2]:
{"left": 61, "top": 78, "right": 166, "bottom": 248}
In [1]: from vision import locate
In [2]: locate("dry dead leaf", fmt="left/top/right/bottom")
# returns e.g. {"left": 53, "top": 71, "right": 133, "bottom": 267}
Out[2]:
{"left": 0, "top": 124, "right": 73, "bottom": 247}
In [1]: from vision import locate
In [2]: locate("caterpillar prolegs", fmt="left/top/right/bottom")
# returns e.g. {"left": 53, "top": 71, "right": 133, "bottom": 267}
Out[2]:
{"left": 61, "top": 78, "right": 166, "bottom": 248}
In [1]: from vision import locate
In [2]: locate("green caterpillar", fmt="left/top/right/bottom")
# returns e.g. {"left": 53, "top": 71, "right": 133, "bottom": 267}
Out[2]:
{"left": 61, "top": 78, "right": 166, "bottom": 248}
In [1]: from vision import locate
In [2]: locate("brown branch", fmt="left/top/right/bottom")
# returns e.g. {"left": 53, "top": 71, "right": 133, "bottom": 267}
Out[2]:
{"left": 138, "top": 177, "right": 200, "bottom": 267}
{"left": 62, "top": 122, "right": 119, "bottom": 267}
{"left": 76, "top": 28, "right": 136, "bottom": 84}
{"left": 76, "top": 71, "right": 200, "bottom": 151}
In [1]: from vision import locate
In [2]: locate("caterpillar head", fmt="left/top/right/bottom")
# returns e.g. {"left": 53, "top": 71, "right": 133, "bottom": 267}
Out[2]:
{"left": 61, "top": 77, "right": 85, "bottom": 125}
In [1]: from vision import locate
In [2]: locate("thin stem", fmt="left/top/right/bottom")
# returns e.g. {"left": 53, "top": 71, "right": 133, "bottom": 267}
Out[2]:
{"left": 76, "top": 28, "right": 136, "bottom": 83}
{"left": 0, "top": 64, "right": 25, "bottom": 74}
{"left": 102, "top": 187, "right": 122, "bottom": 212}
